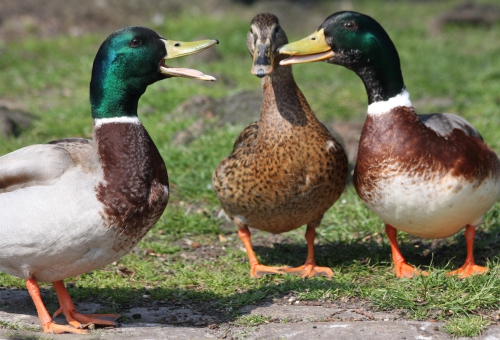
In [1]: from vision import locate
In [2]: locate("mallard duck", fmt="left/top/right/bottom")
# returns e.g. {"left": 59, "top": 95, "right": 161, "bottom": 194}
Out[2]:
{"left": 0, "top": 26, "right": 217, "bottom": 334}
{"left": 212, "top": 13, "right": 348, "bottom": 279}
{"left": 279, "top": 11, "right": 500, "bottom": 278}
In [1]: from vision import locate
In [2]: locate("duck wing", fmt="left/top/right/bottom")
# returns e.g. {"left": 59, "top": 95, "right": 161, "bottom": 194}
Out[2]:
{"left": 419, "top": 113, "right": 483, "bottom": 140}
{"left": 0, "top": 138, "right": 92, "bottom": 193}
{"left": 232, "top": 121, "right": 259, "bottom": 152}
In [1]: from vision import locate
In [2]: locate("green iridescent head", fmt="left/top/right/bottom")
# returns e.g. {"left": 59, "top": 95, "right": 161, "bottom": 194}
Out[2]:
{"left": 90, "top": 26, "right": 218, "bottom": 119}
{"left": 279, "top": 11, "right": 405, "bottom": 103}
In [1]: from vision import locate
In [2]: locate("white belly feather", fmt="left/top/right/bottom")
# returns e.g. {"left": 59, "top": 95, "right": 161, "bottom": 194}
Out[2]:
{"left": 0, "top": 168, "right": 125, "bottom": 282}
{"left": 366, "top": 169, "right": 500, "bottom": 239}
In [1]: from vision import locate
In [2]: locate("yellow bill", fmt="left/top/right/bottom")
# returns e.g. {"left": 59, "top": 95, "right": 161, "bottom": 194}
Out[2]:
{"left": 278, "top": 28, "right": 334, "bottom": 66}
{"left": 160, "top": 39, "right": 218, "bottom": 81}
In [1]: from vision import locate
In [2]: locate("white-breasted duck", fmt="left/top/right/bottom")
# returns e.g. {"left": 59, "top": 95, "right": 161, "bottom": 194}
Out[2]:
{"left": 212, "top": 13, "right": 348, "bottom": 279}
{"left": 279, "top": 11, "right": 500, "bottom": 278}
{"left": 0, "top": 26, "right": 217, "bottom": 333}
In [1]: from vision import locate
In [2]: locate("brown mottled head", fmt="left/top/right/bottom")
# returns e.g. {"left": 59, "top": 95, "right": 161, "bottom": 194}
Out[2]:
{"left": 247, "top": 13, "right": 288, "bottom": 78}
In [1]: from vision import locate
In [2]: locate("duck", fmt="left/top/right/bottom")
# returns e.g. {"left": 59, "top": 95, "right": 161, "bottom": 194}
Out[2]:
{"left": 0, "top": 26, "right": 217, "bottom": 334}
{"left": 278, "top": 11, "right": 500, "bottom": 278}
{"left": 212, "top": 13, "right": 348, "bottom": 279}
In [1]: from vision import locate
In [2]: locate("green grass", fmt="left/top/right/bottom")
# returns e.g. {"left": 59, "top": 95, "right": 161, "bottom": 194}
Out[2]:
{"left": 443, "top": 315, "right": 491, "bottom": 337}
{"left": 1, "top": 0, "right": 500, "bottom": 338}
{"left": 233, "top": 314, "right": 272, "bottom": 327}
{"left": 0, "top": 321, "right": 39, "bottom": 332}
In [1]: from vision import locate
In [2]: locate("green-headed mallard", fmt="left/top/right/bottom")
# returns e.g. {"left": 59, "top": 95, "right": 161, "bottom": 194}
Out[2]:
{"left": 279, "top": 11, "right": 500, "bottom": 278}
{"left": 0, "top": 26, "right": 217, "bottom": 333}
{"left": 212, "top": 13, "right": 348, "bottom": 279}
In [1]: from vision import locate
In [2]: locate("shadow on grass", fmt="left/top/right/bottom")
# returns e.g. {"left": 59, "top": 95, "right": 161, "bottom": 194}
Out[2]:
{"left": 2, "top": 211, "right": 499, "bottom": 330}
{"left": 0, "top": 276, "right": 356, "bottom": 329}
{"left": 393, "top": 209, "right": 500, "bottom": 272}
{"left": 253, "top": 207, "right": 500, "bottom": 275}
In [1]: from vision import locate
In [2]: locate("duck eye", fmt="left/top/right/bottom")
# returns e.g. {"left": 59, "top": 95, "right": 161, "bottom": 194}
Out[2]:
{"left": 129, "top": 38, "right": 142, "bottom": 47}
{"left": 344, "top": 21, "right": 356, "bottom": 30}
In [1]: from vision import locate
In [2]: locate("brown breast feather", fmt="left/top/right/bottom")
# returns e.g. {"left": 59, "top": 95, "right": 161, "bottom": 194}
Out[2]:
{"left": 94, "top": 123, "right": 169, "bottom": 252}
{"left": 354, "top": 106, "right": 500, "bottom": 203}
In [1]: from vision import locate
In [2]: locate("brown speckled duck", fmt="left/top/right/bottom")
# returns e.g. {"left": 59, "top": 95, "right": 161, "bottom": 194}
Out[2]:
{"left": 212, "top": 13, "right": 348, "bottom": 279}
{"left": 279, "top": 11, "right": 500, "bottom": 278}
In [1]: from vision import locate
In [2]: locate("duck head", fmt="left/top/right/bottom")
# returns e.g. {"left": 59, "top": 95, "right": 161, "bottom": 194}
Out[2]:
{"left": 247, "top": 13, "right": 288, "bottom": 78}
{"left": 90, "top": 26, "right": 218, "bottom": 118}
{"left": 278, "top": 11, "right": 405, "bottom": 103}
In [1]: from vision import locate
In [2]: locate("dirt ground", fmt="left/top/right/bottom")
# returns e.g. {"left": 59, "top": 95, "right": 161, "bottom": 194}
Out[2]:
{"left": 2, "top": 284, "right": 500, "bottom": 339}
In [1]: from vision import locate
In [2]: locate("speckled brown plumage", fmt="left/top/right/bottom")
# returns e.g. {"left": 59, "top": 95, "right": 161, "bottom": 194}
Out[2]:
{"left": 212, "top": 13, "right": 348, "bottom": 278}
{"left": 95, "top": 122, "right": 169, "bottom": 253}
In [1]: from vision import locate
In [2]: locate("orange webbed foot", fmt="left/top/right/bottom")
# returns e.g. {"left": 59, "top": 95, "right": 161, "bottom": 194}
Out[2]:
{"left": 394, "top": 262, "right": 428, "bottom": 279}
{"left": 26, "top": 278, "right": 89, "bottom": 334}
{"left": 53, "top": 307, "right": 121, "bottom": 329}
{"left": 279, "top": 224, "right": 333, "bottom": 279}
{"left": 386, "top": 224, "right": 428, "bottom": 279}
{"left": 446, "top": 225, "right": 488, "bottom": 278}
{"left": 42, "top": 321, "right": 89, "bottom": 334}
{"left": 250, "top": 264, "right": 288, "bottom": 278}
{"left": 52, "top": 280, "right": 120, "bottom": 330}
{"left": 446, "top": 264, "right": 488, "bottom": 278}
{"left": 238, "top": 226, "right": 289, "bottom": 279}
{"left": 284, "top": 264, "right": 333, "bottom": 279}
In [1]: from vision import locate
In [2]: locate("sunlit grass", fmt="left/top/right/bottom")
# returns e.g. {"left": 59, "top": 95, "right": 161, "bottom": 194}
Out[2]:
{"left": 443, "top": 315, "right": 491, "bottom": 337}
{"left": 1, "top": 0, "right": 500, "bottom": 338}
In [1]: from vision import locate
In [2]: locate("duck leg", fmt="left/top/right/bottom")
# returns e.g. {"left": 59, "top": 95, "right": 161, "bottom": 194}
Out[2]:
{"left": 26, "top": 278, "right": 87, "bottom": 334}
{"left": 52, "top": 280, "right": 121, "bottom": 329}
{"left": 284, "top": 221, "right": 334, "bottom": 278}
{"left": 386, "top": 224, "right": 428, "bottom": 278}
{"left": 238, "top": 224, "right": 287, "bottom": 278}
{"left": 446, "top": 225, "right": 488, "bottom": 277}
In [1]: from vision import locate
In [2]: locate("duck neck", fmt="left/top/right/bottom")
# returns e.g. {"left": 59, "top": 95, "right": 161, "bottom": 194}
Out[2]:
{"left": 90, "top": 74, "right": 146, "bottom": 119}
{"left": 351, "top": 46, "right": 406, "bottom": 105}
{"left": 260, "top": 65, "right": 312, "bottom": 127}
